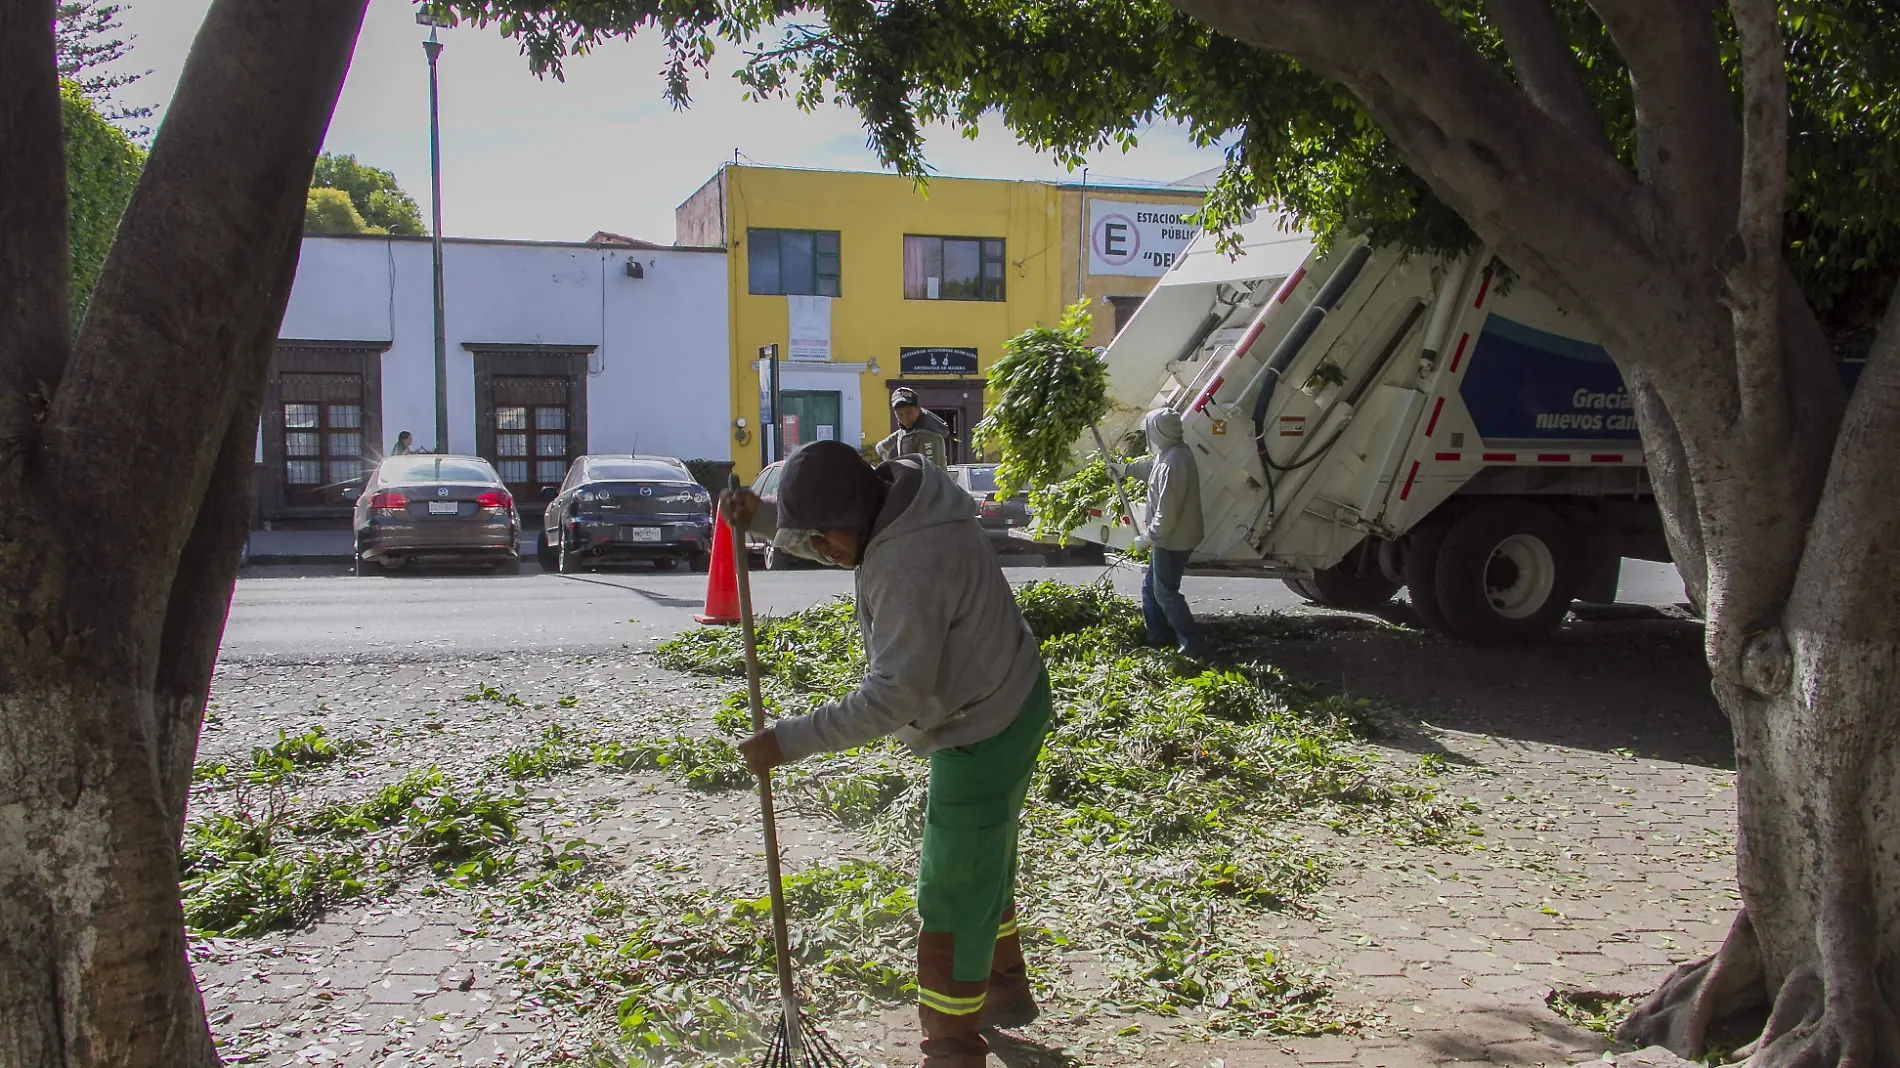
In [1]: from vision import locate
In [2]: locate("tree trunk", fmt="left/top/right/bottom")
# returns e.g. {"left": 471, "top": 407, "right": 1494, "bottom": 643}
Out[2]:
{"left": 0, "top": 1, "right": 368, "bottom": 1063}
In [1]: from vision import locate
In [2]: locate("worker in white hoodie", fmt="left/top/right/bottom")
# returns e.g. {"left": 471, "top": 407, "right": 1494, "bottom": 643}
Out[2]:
{"left": 1130, "top": 407, "right": 1208, "bottom": 658}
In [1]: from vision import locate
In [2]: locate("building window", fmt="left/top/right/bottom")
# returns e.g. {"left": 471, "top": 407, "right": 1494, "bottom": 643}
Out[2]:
{"left": 280, "top": 373, "right": 366, "bottom": 507}
{"left": 904, "top": 236, "right": 1005, "bottom": 301}
{"left": 1109, "top": 295, "right": 1145, "bottom": 335}
{"left": 748, "top": 229, "right": 841, "bottom": 296}
{"left": 492, "top": 377, "right": 572, "bottom": 501}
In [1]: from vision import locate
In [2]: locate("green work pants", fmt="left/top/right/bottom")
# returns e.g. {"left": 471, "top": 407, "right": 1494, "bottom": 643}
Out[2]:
{"left": 916, "top": 666, "right": 1053, "bottom": 993}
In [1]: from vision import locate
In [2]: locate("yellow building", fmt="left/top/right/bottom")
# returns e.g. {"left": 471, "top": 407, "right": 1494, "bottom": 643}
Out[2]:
{"left": 677, "top": 164, "right": 1204, "bottom": 481}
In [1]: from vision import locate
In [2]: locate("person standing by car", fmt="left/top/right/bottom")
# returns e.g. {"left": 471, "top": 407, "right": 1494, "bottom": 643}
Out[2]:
{"left": 391, "top": 431, "right": 416, "bottom": 455}
{"left": 1129, "top": 407, "right": 1208, "bottom": 658}
{"left": 876, "top": 387, "right": 951, "bottom": 467}
{"left": 723, "top": 441, "right": 1049, "bottom": 1068}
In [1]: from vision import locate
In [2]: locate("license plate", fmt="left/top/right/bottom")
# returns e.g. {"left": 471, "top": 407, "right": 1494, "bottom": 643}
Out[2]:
{"left": 621, "top": 526, "right": 662, "bottom": 543}
{"left": 427, "top": 501, "right": 458, "bottom": 515}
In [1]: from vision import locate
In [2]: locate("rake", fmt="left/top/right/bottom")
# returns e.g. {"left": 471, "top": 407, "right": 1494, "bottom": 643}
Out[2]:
{"left": 728, "top": 500, "right": 855, "bottom": 1068}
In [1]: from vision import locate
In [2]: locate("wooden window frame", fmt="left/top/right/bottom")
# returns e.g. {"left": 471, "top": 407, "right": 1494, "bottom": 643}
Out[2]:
{"left": 263, "top": 341, "right": 387, "bottom": 521}
{"left": 746, "top": 228, "right": 842, "bottom": 297}
{"left": 467, "top": 345, "right": 593, "bottom": 509}
{"left": 903, "top": 235, "right": 1006, "bottom": 302}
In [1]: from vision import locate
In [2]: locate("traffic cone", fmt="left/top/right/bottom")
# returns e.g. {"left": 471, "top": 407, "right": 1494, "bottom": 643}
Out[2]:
{"left": 695, "top": 507, "right": 741, "bottom": 625}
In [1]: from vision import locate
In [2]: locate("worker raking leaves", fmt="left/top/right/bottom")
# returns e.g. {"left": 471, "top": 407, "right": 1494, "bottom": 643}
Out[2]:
{"left": 722, "top": 440, "right": 1049, "bottom": 1068}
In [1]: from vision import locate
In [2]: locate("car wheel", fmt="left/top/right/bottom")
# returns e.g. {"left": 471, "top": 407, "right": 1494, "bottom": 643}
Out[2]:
{"left": 558, "top": 534, "right": 583, "bottom": 575}
{"left": 1431, "top": 500, "right": 1578, "bottom": 645}
{"left": 353, "top": 541, "right": 373, "bottom": 577}
{"left": 494, "top": 553, "right": 522, "bottom": 576}
{"left": 765, "top": 543, "right": 795, "bottom": 571}
{"left": 1305, "top": 540, "right": 1403, "bottom": 610}
{"left": 690, "top": 550, "right": 711, "bottom": 573}
{"left": 537, "top": 533, "right": 558, "bottom": 572}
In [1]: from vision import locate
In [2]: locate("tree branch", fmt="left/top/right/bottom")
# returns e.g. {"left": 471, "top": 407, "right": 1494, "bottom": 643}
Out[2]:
{"left": 1584, "top": 0, "right": 1741, "bottom": 248}
{"left": 40, "top": 0, "right": 367, "bottom": 617}
{"left": 1164, "top": 0, "right": 1672, "bottom": 368}
{"left": 1725, "top": 0, "right": 1789, "bottom": 436}
{"left": 1485, "top": 0, "right": 1612, "bottom": 153}
{"left": 0, "top": 0, "right": 70, "bottom": 453}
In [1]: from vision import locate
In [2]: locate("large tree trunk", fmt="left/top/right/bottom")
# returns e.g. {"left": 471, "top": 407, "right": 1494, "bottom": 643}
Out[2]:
{"left": 1157, "top": 0, "right": 1900, "bottom": 1062}
{"left": 0, "top": 1, "right": 368, "bottom": 1063}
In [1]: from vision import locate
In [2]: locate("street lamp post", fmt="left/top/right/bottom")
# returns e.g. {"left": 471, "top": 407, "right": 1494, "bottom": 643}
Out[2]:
{"left": 419, "top": 10, "right": 449, "bottom": 454}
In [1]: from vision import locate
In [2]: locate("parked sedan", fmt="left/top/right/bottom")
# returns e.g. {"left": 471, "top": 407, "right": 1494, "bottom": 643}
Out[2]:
{"left": 742, "top": 460, "right": 823, "bottom": 571}
{"left": 540, "top": 455, "right": 714, "bottom": 573}
{"left": 352, "top": 455, "right": 521, "bottom": 574}
{"left": 947, "top": 464, "right": 1032, "bottom": 547}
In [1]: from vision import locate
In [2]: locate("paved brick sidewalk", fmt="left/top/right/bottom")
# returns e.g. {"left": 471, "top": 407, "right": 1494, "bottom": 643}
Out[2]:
{"left": 194, "top": 624, "right": 1737, "bottom": 1067}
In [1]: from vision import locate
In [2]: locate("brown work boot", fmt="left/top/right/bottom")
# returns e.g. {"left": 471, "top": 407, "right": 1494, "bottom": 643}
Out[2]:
{"left": 918, "top": 931, "right": 991, "bottom": 1067}
{"left": 981, "top": 910, "right": 1039, "bottom": 1031}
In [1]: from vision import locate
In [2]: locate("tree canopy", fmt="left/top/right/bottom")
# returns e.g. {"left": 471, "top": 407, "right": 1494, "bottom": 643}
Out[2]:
{"left": 56, "top": 1, "right": 153, "bottom": 135}
{"left": 445, "top": 0, "right": 1900, "bottom": 344}
{"left": 60, "top": 80, "right": 143, "bottom": 324}
{"left": 310, "top": 151, "right": 426, "bottom": 234}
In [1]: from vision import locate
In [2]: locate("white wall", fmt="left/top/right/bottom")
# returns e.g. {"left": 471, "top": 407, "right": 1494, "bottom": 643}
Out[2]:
{"left": 277, "top": 234, "right": 730, "bottom": 463}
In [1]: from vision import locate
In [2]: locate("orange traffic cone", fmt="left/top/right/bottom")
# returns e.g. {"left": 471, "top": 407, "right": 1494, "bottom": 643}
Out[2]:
{"left": 695, "top": 507, "right": 742, "bottom": 625}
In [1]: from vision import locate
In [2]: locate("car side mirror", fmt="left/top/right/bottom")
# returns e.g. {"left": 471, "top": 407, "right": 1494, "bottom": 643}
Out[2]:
{"left": 540, "top": 486, "right": 558, "bottom": 501}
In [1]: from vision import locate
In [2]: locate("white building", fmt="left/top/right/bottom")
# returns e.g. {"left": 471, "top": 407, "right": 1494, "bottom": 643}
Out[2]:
{"left": 262, "top": 233, "right": 728, "bottom": 522}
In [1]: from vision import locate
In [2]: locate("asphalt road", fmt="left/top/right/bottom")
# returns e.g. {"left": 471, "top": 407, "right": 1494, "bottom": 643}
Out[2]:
{"left": 219, "top": 556, "right": 1690, "bottom": 662}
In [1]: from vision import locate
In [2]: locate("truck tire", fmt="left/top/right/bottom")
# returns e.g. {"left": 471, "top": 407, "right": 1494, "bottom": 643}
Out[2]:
{"left": 1282, "top": 577, "right": 1323, "bottom": 603}
{"left": 1402, "top": 519, "right": 1455, "bottom": 636}
{"left": 1432, "top": 500, "right": 1578, "bottom": 644}
{"left": 1305, "top": 541, "right": 1401, "bottom": 610}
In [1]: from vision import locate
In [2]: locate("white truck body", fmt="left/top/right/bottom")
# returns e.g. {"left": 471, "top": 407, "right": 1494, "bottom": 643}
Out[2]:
{"left": 1057, "top": 213, "right": 1668, "bottom": 642}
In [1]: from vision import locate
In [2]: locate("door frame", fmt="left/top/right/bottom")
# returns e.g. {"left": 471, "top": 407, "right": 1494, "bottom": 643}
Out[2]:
{"left": 467, "top": 344, "right": 594, "bottom": 515}
{"left": 883, "top": 378, "right": 986, "bottom": 464}
{"left": 263, "top": 340, "right": 389, "bottom": 522}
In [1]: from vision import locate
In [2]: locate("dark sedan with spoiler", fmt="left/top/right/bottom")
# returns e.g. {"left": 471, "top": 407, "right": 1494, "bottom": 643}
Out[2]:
{"left": 539, "top": 455, "right": 715, "bottom": 573}
{"left": 352, "top": 455, "right": 522, "bottom": 574}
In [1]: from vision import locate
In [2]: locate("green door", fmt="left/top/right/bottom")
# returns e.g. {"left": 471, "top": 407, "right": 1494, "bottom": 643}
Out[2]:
{"left": 778, "top": 390, "right": 843, "bottom": 451}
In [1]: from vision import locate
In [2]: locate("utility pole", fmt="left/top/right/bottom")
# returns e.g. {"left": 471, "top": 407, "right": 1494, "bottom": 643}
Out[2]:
{"left": 419, "top": 9, "right": 450, "bottom": 454}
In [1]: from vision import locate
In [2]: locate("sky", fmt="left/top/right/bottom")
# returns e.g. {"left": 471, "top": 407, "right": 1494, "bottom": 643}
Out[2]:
{"left": 110, "top": 0, "right": 1230, "bottom": 244}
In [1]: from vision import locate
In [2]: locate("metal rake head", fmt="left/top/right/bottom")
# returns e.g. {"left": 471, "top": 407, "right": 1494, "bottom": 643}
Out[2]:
{"left": 759, "top": 1010, "right": 856, "bottom": 1068}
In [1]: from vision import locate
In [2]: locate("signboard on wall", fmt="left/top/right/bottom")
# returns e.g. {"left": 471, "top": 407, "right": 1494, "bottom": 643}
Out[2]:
{"left": 758, "top": 344, "right": 780, "bottom": 465}
{"left": 788, "top": 295, "right": 831, "bottom": 361}
{"left": 900, "top": 347, "right": 979, "bottom": 376}
{"left": 1087, "top": 200, "right": 1202, "bottom": 277}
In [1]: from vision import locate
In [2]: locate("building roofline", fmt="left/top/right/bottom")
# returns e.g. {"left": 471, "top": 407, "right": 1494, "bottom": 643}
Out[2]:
{"left": 300, "top": 231, "right": 726, "bottom": 255}
{"left": 715, "top": 161, "right": 1203, "bottom": 198}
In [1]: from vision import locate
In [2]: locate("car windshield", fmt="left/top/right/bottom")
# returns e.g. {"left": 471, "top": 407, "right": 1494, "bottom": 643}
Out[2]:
{"left": 379, "top": 457, "right": 497, "bottom": 483}
{"left": 588, "top": 460, "right": 688, "bottom": 482}
{"left": 961, "top": 466, "right": 1000, "bottom": 493}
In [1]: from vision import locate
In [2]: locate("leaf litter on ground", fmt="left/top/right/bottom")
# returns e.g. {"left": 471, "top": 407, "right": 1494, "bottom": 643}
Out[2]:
{"left": 479, "top": 581, "right": 1481, "bottom": 1064}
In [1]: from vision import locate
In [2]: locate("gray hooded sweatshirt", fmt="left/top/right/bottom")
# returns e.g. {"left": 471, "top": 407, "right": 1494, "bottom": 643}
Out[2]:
{"left": 874, "top": 409, "right": 952, "bottom": 467}
{"left": 772, "top": 458, "right": 1043, "bottom": 762}
{"left": 1137, "top": 408, "right": 1205, "bottom": 552}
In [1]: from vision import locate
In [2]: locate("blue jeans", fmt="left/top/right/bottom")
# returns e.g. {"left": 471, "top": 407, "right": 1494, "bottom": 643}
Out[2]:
{"left": 1142, "top": 546, "right": 1205, "bottom": 655}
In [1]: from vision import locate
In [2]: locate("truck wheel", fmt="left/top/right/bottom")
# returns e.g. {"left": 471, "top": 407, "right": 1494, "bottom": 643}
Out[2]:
{"left": 1432, "top": 501, "right": 1578, "bottom": 644}
{"left": 1282, "top": 577, "right": 1323, "bottom": 603}
{"left": 1402, "top": 519, "right": 1455, "bottom": 635}
{"left": 1305, "top": 541, "right": 1401, "bottom": 610}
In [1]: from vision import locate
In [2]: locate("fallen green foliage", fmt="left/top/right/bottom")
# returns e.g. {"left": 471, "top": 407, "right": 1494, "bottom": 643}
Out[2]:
{"left": 594, "top": 735, "right": 753, "bottom": 791}
{"left": 498, "top": 723, "right": 591, "bottom": 780}
{"left": 1026, "top": 452, "right": 1147, "bottom": 545}
{"left": 610, "top": 580, "right": 1475, "bottom": 1061}
{"left": 182, "top": 765, "right": 523, "bottom": 936}
{"left": 971, "top": 301, "right": 1111, "bottom": 498}
{"left": 1546, "top": 990, "right": 1637, "bottom": 1037}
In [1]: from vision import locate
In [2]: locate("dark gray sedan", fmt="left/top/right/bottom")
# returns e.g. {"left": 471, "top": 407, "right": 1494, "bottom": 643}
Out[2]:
{"left": 352, "top": 455, "right": 521, "bottom": 574}
{"left": 539, "top": 455, "right": 714, "bottom": 573}
{"left": 947, "top": 464, "right": 1032, "bottom": 546}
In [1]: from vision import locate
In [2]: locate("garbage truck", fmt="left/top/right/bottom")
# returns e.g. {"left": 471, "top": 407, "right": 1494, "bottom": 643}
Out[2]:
{"left": 1052, "top": 214, "right": 1673, "bottom": 644}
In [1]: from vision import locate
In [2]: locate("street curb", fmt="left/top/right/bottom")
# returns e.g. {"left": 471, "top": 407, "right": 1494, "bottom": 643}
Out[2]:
{"left": 244, "top": 555, "right": 353, "bottom": 566}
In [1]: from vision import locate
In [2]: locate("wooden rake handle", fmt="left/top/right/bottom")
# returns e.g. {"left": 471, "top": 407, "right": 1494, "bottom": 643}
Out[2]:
{"left": 727, "top": 482, "right": 804, "bottom": 1044}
